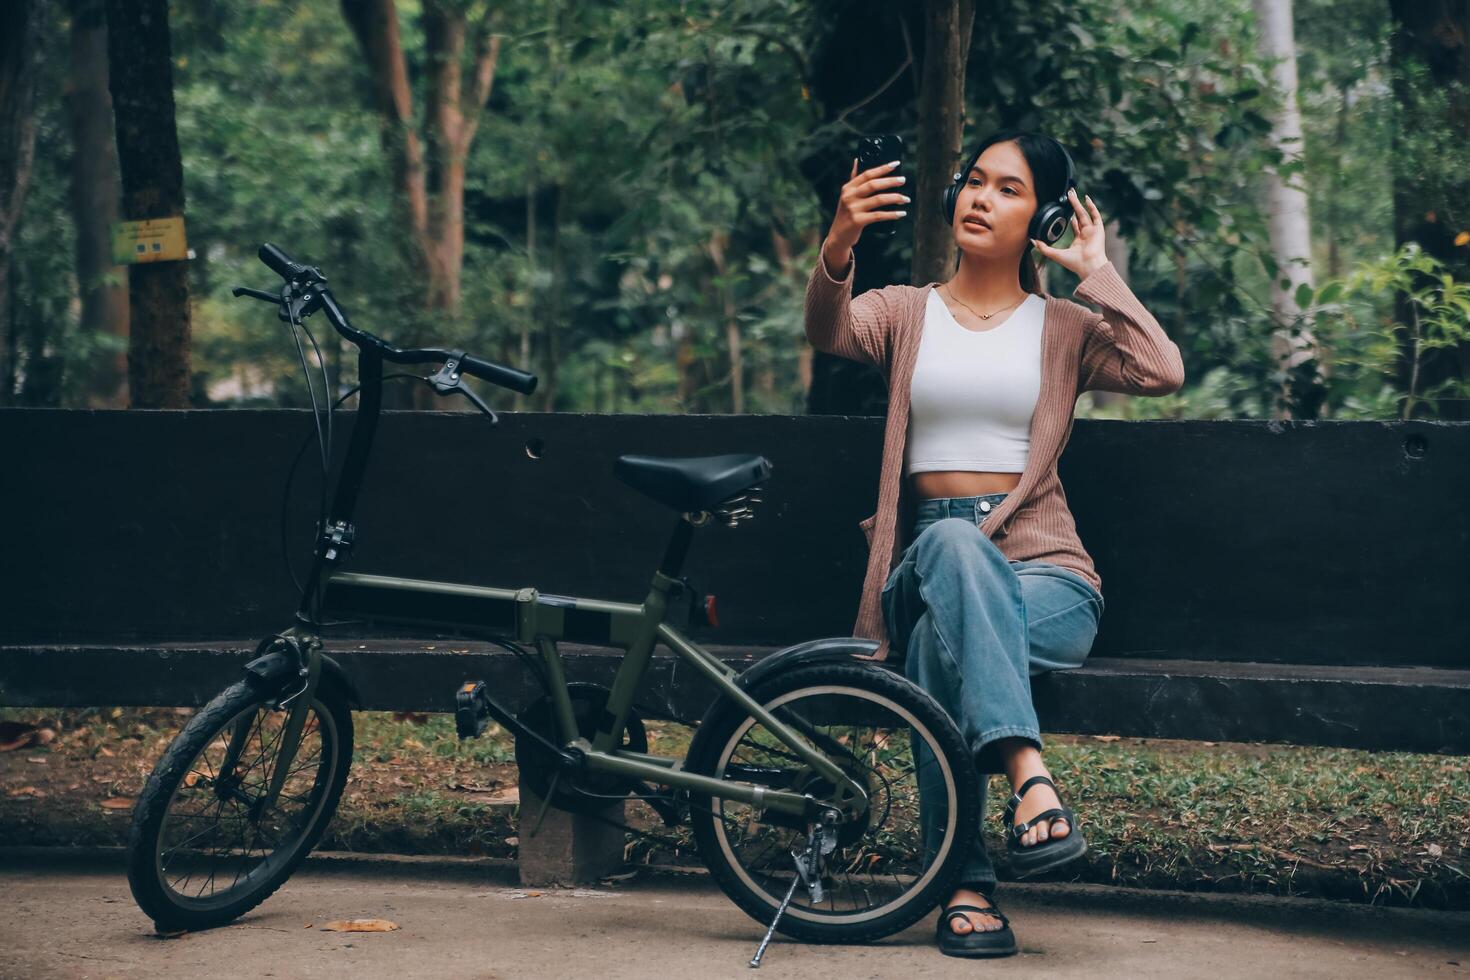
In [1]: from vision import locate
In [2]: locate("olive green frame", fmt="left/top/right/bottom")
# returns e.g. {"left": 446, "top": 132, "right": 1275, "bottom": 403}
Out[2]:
{"left": 249, "top": 565, "right": 870, "bottom": 821}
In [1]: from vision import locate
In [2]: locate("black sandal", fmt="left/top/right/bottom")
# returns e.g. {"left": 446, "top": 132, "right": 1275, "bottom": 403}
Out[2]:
{"left": 935, "top": 886, "right": 1017, "bottom": 958}
{"left": 1003, "top": 774, "right": 1088, "bottom": 878}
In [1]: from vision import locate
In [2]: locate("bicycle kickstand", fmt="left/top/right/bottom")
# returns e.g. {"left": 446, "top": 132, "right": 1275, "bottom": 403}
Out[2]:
{"left": 748, "top": 812, "right": 838, "bottom": 969}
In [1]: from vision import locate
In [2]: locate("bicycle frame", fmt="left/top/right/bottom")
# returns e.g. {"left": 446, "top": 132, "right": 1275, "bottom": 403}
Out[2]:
{"left": 243, "top": 287, "right": 867, "bottom": 823}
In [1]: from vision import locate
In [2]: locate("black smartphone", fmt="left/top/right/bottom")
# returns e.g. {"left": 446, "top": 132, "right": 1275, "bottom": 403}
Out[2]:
{"left": 856, "top": 133, "right": 905, "bottom": 238}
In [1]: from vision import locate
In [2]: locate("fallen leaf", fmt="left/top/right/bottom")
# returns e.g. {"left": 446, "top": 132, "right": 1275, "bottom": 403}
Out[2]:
{"left": 183, "top": 771, "right": 200, "bottom": 787}
{"left": 26, "top": 756, "right": 47, "bottom": 765}
{"left": 8, "top": 786, "right": 44, "bottom": 798}
{"left": 98, "top": 746, "right": 115, "bottom": 758}
{"left": 504, "top": 836, "right": 519, "bottom": 847}
{"left": 0, "top": 722, "right": 44, "bottom": 752}
{"left": 101, "top": 797, "right": 134, "bottom": 810}
{"left": 1092, "top": 735, "right": 1121, "bottom": 743}
{"left": 1427, "top": 843, "right": 1444, "bottom": 858}
{"left": 320, "top": 919, "right": 399, "bottom": 932}
{"left": 392, "top": 712, "right": 430, "bottom": 725}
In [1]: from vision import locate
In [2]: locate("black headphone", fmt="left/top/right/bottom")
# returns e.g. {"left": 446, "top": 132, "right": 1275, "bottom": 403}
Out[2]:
{"left": 943, "top": 135, "right": 1078, "bottom": 246}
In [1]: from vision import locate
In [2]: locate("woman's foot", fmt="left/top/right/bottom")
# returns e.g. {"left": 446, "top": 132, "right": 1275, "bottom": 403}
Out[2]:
{"left": 944, "top": 887, "right": 1005, "bottom": 934}
{"left": 1009, "top": 767, "right": 1070, "bottom": 847}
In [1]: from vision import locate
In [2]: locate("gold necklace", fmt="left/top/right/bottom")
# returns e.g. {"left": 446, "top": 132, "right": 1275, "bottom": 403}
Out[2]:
{"left": 941, "top": 284, "right": 1027, "bottom": 321}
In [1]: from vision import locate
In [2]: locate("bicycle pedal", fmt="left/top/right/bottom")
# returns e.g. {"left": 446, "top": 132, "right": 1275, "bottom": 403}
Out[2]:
{"left": 454, "top": 680, "right": 491, "bottom": 739}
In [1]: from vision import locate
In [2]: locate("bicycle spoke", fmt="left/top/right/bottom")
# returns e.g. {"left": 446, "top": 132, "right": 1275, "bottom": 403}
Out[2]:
{"left": 711, "top": 685, "right": 949, "bottom": 919}
{"left": 155, "top": 696, "right": 335, "bottom": 909}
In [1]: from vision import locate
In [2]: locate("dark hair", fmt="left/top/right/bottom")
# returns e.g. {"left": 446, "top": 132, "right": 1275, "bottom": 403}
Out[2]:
{"left": 951, "top": 128, "right": 1071, "bottom": 296}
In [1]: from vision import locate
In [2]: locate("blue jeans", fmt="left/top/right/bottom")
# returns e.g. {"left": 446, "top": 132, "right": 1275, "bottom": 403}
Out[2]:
{"left": 880, "top": 493, "right": 1104, "bottom": 889}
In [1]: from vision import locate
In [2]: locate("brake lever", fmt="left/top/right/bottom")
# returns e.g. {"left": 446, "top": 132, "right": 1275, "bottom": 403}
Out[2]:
{"left": 232, "top": 285, "right": 280, "bottom": 304}
{"left": 429, "top": 352, "right": 499, "bottom": 425}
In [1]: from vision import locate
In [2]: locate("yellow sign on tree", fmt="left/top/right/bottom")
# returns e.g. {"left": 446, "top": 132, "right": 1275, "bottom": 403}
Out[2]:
{"left": 111, "top": 217, "right": 189, "bottom": 264}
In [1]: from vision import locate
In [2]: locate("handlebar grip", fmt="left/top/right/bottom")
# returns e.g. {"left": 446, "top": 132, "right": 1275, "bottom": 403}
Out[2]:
{"left": 259, "top": 243, "right": 307, "bottom": 281}
{"left": 460, "top": 354, "right": 538, "bottom": 395}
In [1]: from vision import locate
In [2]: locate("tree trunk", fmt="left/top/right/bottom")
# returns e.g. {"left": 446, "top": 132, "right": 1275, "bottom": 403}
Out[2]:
{"left": 775, "top": 226, "right": 813, "bottom": 398}
{"left": 1325, "top": 83, "right": 1348, "bottom": 280}
{"left": 67, "top": 0, "right": 128, "bottom": 408}
{"left": 1251, "top": 0, "right": 1324, "bottom": 420}
{"left": 706, "top": 229, "right": 743, "bottom": 413}
{"left": 1387, "top": 0, "right": 1470, "bottom": 419}
{"left": 542, "top": 181, "right": 563, "bottom": 411}
{"left": 910, "top": 0, "right": 976, "bottom": 287}
{"left": 517, "top": 168, "right": 535, "bottom": 413}
{"left": 106, "top": 0, "right": 192, "bottom": 408}
{"left": 0, "top": 0, "right": 43, "bottom": 407}
{"left": 802, "top": 2, "right": 945, "bottom": 415}
{"left": 341, "top": 0, "right": 502, "bottom": 410}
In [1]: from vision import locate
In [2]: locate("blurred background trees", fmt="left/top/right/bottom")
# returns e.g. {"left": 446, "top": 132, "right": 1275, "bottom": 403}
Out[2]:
{"left": 1, "top": 0, "right": 1465, "bottom": 420}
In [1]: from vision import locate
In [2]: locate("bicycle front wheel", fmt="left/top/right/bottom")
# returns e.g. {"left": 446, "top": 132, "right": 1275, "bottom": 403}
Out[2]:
{"left": 685, "top": 661, "right": 979, "bottom": 944}
{"left": 125, "top": 679, "right": 353, "bottom": 930}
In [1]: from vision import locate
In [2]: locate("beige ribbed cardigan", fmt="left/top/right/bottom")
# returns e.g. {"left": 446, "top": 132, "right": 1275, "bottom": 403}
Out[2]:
{"left": 804, "top": 252, "right": 1185, "bottom": 661}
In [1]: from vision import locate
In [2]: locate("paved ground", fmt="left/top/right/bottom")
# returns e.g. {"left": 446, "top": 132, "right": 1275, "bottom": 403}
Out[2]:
{"left": 2, "top": 850, "right": 1468, "bottom": 979}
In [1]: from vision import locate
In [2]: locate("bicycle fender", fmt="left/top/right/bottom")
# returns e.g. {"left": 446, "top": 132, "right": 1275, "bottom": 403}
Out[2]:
{"left": 243, "top": 648, "right": 361, "bottom": 708}
{"left": 735, "top": 636, "right": 884, "bottom": 692}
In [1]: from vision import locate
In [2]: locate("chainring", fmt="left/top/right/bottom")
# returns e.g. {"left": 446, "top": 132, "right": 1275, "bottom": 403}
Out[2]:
{"left": 513, "top": 683, "right": 649, "bottom": 814}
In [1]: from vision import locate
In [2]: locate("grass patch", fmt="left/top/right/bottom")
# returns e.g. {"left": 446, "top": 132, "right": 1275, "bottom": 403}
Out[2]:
{"left": 3, "top": 707, "right": 1465, "bottom": 907}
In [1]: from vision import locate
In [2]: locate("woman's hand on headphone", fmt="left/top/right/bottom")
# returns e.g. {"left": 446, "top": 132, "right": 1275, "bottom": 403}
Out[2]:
{"left": 827, "top": 158, "right": 910, "bottom": 252}
{"left": 1031, "top": 188, "right": 1108, "bottom": 280}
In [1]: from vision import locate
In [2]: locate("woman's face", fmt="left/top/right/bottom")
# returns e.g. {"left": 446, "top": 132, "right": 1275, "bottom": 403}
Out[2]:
{"left": 952, "top": 140, "right": 1038, "bottom": 261}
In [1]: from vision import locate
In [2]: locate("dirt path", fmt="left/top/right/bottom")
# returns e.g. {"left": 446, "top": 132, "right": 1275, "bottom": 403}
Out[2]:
{"left": 3, "top": 852, "right": 1467, "bottom": 980}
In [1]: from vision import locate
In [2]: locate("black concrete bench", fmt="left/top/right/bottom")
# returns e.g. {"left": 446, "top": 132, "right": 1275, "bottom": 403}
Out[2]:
{"left": 4, "top": 409, "right": 1468, "bottom": 878}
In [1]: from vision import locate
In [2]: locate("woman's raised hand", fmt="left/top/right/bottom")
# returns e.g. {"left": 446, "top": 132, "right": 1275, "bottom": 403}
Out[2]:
{"left": 822, "top": 158, "right": 910, "bottom": 271}
{"left": 1030, "top": 188, "right": 1109, "bottom": 280}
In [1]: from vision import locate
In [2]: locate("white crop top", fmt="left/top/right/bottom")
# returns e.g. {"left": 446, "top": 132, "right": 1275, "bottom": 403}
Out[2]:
{"left": 904, "top": 289, "right": 1044, "bottom": 475}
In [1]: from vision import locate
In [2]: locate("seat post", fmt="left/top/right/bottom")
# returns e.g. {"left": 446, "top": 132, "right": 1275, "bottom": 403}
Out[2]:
{"left": 659, "top": 516, "right": 696, "bottom": 578}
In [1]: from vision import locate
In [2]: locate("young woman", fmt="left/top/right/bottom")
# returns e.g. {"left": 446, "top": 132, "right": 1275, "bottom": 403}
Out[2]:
{"left": 803, "top": 129, "right": 1184, "bottom": 958}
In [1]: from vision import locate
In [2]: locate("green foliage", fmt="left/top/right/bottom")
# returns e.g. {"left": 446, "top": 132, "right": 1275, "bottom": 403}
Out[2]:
{"left": 8, "top": 0, "right": 1460, "bottom": 419}
{"left": 1309, "top": 243, "right": 1470, "bottom": 419}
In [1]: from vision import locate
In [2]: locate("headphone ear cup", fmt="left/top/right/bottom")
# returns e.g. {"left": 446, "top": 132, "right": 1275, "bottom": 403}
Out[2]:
{"left": 1032, "top": 202, "right": 1070, "bottom": 245}
{"left": 942, "top": 182, "right": 958, "bottom": 226}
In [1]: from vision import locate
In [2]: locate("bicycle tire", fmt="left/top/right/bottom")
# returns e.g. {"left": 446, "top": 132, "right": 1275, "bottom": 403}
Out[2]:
{"left": 125, "top": 678, "right": 353, "bottom": 930}
{"left": 685, "top": 661, "right": 978, "bottom": 944}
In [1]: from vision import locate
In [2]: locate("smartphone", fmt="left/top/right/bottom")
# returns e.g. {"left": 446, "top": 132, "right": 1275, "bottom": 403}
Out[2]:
{"left": 856, "top": 133, "right": 905, "bottom": 238}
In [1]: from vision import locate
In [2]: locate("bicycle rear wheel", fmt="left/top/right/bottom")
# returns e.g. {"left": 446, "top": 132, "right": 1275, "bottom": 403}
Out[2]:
{"left": 685, "top": 661, "right": 978, "bottom": 944}
{"left": 125, "top": 678, "right": 353, "bottom": 930}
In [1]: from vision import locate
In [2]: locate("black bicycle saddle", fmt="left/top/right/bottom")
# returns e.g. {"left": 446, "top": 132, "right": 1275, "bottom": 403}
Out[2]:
{"left": 614, "top": 453, "right": 772, "bottom": 512}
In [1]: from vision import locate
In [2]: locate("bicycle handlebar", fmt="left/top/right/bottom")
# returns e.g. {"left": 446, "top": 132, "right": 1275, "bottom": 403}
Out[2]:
{"left": 458, "top": 354, "right": 538, "bottom": 395}
{"left": 258, "top": 243, "right": 314, "bottom": 282}
{"left": 237, "top": 242, "right": 539, "bottom": 397}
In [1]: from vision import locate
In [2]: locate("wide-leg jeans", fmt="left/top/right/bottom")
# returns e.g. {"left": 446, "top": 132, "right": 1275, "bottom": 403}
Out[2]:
{"left": 880, "top": 493, "right": 1105, "bottom": 889}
